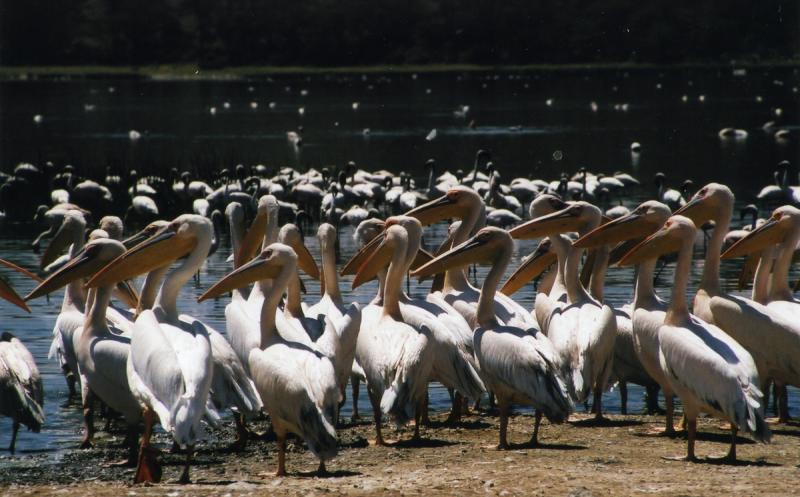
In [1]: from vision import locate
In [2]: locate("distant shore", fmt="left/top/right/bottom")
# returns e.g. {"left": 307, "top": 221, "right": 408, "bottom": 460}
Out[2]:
{"left": 1, "top": 60, "right": 799, "bottom": 80}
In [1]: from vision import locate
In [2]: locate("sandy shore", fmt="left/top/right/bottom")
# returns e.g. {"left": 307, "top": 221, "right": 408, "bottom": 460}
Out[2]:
{"left": 2, "top": 410, "right": 799, "bottom": 496}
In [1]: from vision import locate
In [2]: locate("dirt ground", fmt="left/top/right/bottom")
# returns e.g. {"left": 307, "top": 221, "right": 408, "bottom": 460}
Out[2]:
{"left": 1, "top": 410, "right": 799, "bottom": 496}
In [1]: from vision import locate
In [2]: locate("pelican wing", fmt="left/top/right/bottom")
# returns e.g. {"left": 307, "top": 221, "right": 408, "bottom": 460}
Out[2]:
{"left": 6, "top": 337, "right": 43, "bottom": 406}
{"left": 79, "top": 334, "right": 141, "bottom": 421}
{"left": 402, "top": 299, "right": 485, "bottom": 401}
{"left": 316, "top": 303, "right": 362, "bottom": 392}
{"left": 658, "top": 319, "right": 770, "bottom": 441}
{"left": 0, "top": 340, "right": 44, "bottom": 430}
{"left": 207, "top": 327, "right": 263, "bottom": 416}
{"left": 474, "top": 326, "right": 571, "bottom": 422}
{"left": 225, "top": 299, "right": 261, "bottom": 373}
{"left": 710, "top": 295, "right": 800, "bottom": 385}
{"left": 249, "top": 343, "right": 339, "bottom": 461}
{"left": 379, "top": 321, "right": 434, "bottom": 425}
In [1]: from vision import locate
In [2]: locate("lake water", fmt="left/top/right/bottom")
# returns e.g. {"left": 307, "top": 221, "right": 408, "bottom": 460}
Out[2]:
{"left": 0, "top": 67, "right": 798, "bottom": 462}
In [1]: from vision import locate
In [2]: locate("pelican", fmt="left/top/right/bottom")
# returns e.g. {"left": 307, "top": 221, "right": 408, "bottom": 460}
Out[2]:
{"left": 0, "top": 278, "right": 42, "bottom": 453}
{"left": 350, "top": 223, "right": 435, "bottom": 445}
{"left": 412, "top": 227, "right": 571, "bottom": 448}
{"left": 406, "top": 186, "right": 537, "bottom": 329}
{"left": 305, "top": 223, "right": 363, "bottom": 419}
{"left": 199, "top": 244, "right": 340, "bottom": 476}
{"left": 41, "top": 210, "right": 88, "bottom": 399}
{"left": 573, "top": 201, "right": 678, "bottom": 432}
{"left": 509, "top": 202, "right": 617, "bottom": 420}
{"left": 87, "top": 215, "right": 220, "bottom": 483}
{"left": 712, "top": 205, "right": 800, "bottom": 422}
{"left": 347, "top": 216, "right": 484, "bottom": 422}
{"left": 672, "top": 183, "right": 736, "bottom": 322}
{"left": 672, "top": 184, "right": 800, "bottom": 419}
{"left": 619, "top": 215, "right": 770, "bottom": 461}
{"left": 0, "top": 331, "right": 43, "bottom": 454}
{"left": 26, "top": 237, "right": 142, "bottom": 461}
{"left": 275, "top": 224, "right": 362, "bottom": 414}
{"left": 276, "top": 223, "right": 325, "bottom": 340}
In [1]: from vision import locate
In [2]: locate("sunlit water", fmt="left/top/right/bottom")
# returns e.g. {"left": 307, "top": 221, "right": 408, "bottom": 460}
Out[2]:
{"left": 0, "top": 68, "right": 798, "bottom": 464}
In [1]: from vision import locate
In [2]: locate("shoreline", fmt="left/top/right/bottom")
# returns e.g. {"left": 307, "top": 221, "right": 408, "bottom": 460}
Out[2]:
{"left": 1, "top": 411, "right": 797, "bottom": 496}
{"left": 1, "top": 60, "right": 799, "bottom": 81}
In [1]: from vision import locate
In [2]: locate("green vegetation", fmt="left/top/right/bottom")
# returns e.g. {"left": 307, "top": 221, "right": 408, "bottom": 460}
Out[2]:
{"left": 1, "top": 1, "right": 797, "bottom": 70}
{"left": 2, "top": 60, "right": 799, "bottom": 80}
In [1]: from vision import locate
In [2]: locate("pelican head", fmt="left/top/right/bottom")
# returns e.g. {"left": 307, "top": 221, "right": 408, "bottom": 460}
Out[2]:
{"left": 87, "top": 214, "right": 212, "bottom": 288}
{"left": 41, "top": 210, "right": 86, "bottom": 269}
{"left": 277, "top": 224, "right": 320, "bottom": 279}
{"left": 510, "top": 201, "right": 601, "bottom": 240}
{"left": 123, "top": 220, "right": 169, "bottom": 249}
{"left": 573, "top": 200, "right": 671, "bottom": 249}
{"left": 405, "top": 186, "right": 481, "bottom": 225}
{"left": 528, "top": 194, "right": 568, "bottom": 219}
{"left": 412, "top": 227, "right": 512, "bottom": 281}
{"left": 721, "top": 205, "right": 800, "bottom": 259}
{"left": 98, "top": 216, "right": 124, "bottom": 241}
{"left": 673, "top": 182, "right": 734, "bottom": 223}
{"left": 341, "top": 219, "right": 386, "bottom": 276}
{"left": 27, "top": 238, "right": 128, "bottom": 300}
{"left": 619, "top": 216, "right": 696, "bottom": 267}
{"left": 198, "top": 243, "right": 296, "bottom": 302}
{"left": 238, "top": 195, "right": 279, "bottom": 267}
{"left": 343, "top": 216, "right": 431, "bottom": 282}
{"left": 352, "top": 225, "right": 407, "bottom": 289}
{"left": 500, "top": 237, "right": 557, "bottom": 296}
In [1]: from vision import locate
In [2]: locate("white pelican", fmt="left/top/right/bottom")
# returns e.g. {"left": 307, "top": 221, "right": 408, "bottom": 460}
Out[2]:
{"left": 0, "top": 280, "right": 42, "bottom": 453}
{"left": 199, "top": 243, "right": 340, "bottom": 476}
{"left": 305, "top": 223, "right": 363, "bottom": 419}
{"left": 348, "top": 216, "right": 484, "bottom": 422}
{"left": 406, "top": 186, "right": 537, "bottom": 329}
{"left": 412, "top": 227, "right": 571, "bottom": 448}
{"left": 350, "top": 224, "right": 435, "bottom": 445}
{"left": 673, "top": 184, "right": 800, "bottom": 418}
{"left": 41, "top": 210, "right": 88, "bottom": 399}
{"left": 276, "top": 225, "right": 363, "bottom": 413}
{"left": 500, "top": 237, "right": 559, "bottom": 299}
{"left": 26, "top": 237, "right": 142, "bottom": 461}
{"left": 0, "top": 331, "right": 43, "bottom": 453}
{"left": 712, "top": 205, "right": 800, "bottom": 422}
{"left": 276, "top": 224, "right": 324, "bottom": 340}
{"left": 573, "top": 201, "right": 678, "bottom": 432}
{"left": 509, "top": 202, "right": 617, "bottom": 420}
{"left": 619, "top": 215, "right": 770, "bottom": 461}
{"left": 87, "top": 215, "right": 220, "bottom": 483}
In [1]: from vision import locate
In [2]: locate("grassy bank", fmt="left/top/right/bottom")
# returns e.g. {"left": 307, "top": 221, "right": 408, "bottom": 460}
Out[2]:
{"left": 1, "top": 60, "right": 799, "bottom": 80}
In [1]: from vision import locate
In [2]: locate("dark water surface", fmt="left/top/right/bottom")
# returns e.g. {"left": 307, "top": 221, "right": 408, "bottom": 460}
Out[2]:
{"left": 0, "top": 68, "right": 799, "bottom": 463}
